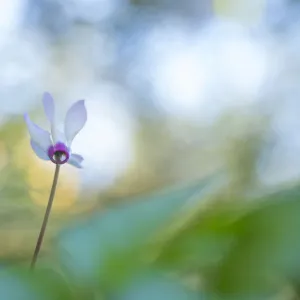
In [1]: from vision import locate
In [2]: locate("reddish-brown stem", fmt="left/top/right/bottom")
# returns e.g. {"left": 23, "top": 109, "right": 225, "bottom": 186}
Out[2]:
{"left": 30, "top": 164, "right": 60, "bottom": 270}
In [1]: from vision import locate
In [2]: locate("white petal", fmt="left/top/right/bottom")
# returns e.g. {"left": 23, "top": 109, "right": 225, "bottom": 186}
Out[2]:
{"left": 52, "top": 129, "right": 66, "bottom": 144}
{"left": 43, "top": 92, "right": 55, "bottom": 123}
{"left": 30, "top": 140, "right": 50, "bottom": 160}
{"left": 68, "top": 153, "right": 84, "bottom": 168}
{"left": 64, "top": 100, "right": 87, "bottom": 145}
{"left": 24, "top": 114, "right": 52, "bottom": 151}
{"left": 42, "top": 92, "right": 61, "bottom": 143}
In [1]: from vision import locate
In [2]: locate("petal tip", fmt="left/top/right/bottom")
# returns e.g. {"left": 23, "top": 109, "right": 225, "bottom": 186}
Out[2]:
{"left": 24, "top": 113, "right": 30, "bottom": 123}
{"left": 68, "top": 153, "right": 84, "bottom": 168}
{"left": 43, "top": 91, "right": 50, "bottom": 96}
{"left": 42, "top": 91, "right": 53, "bottom": 101}
{"left": 64, "top": 99, "right": 87, "bottom": 144}
{"left": 42, "top": 92, "right": 53, "bottom": 102}
{"left": 77, "top": 99, "right": 85, "bottom": 106}
{"left": 72, "top": 99, "right": 87, "bottom": 114}
{"left": 70, "top": 162, "right": 83, "bottom": 169}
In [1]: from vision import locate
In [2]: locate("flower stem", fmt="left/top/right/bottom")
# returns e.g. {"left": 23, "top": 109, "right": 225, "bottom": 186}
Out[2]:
{"left": 30, "top": 164, "right": 60, "bottom": 270}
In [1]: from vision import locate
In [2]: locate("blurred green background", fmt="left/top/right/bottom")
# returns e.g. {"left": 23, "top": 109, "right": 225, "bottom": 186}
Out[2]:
{"left": 1, "top": 0, "right": 300, "bottom": 299}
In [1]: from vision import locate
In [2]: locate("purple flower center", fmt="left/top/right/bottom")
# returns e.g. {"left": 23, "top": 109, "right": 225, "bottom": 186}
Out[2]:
{"left": 47, "top": 142, "right": 70, "bottom": 165}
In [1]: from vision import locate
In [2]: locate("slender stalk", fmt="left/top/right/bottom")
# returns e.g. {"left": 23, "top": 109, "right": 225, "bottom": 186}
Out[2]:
{"left": 30, "top": 164, "right": 60, "bottom": 270}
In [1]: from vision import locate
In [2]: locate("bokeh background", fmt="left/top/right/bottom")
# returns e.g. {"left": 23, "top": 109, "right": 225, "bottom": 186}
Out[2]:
{"left": 1, "top": 0, "right": 300, "bottom": 299}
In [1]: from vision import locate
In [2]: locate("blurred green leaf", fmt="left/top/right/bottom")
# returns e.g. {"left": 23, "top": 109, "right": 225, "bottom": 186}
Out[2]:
{"left": 154, "top": 182, "right": 300, "bottom": 298}
{"left": 110, "top": 271, "right": 202, "bottom": 300}
{"left": 57, "top": 175, "right": 218, "bottom": 288}
{"left": 155, "top": 205, "right": 239, "bottom": 271}
{"left": 209, "top": 183, "right": 300, "bottom": 297}
{"left": 0, "top": 267, "right": 73, "bottom": 300}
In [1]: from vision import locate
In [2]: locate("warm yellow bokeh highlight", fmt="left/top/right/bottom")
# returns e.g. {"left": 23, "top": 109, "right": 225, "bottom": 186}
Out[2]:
{"left": 213, "top": 0, "right": 265, "bottom": 26}
{"left": 0, "top": 141, "right": 8, "bottom": 170}
{"left": 13, "top": 137, "right": 79, "bottom": 210}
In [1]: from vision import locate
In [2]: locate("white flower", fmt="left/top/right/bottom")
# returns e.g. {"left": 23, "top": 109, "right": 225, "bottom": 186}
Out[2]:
{"left": 24, "top": 92, "right": 87, "bottom": 168}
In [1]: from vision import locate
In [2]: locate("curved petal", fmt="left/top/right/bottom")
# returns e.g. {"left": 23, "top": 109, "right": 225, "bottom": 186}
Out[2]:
{"left": 43, "top": 92, "right": 55, "bottom": 123}
{"left": 68, "top": 153, "right": 84, "bottom": 168}
{"left": 64, "top": 100, "right": 87, "bottom": 145}
{"left": 24, "top": 114, "right": 52, "bottom": 151}
{"left": 42, "top": 92, "right": 62, "bottom": 144}
{"left": 30, "top": 140, "right": 50, "bottom": 160}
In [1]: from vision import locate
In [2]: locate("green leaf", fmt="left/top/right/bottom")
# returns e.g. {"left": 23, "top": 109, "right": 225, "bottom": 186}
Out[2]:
{"left": 57, "top": 175, "right": 219, "bottom": 287}
{"left": 110, "top": 271, "right": 202, "bottom": 300}
{"left": 210, "top": 183, "right": 300, "bottom": 297}
{"left": 0, "top": 267, "right": 73, "bottom": 300}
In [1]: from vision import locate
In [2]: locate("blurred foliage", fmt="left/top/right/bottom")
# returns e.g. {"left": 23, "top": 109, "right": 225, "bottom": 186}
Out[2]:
{"left": 0, "top": 96, "right": 294, "bottom": 300}
{"left": 1, "top": 167, "right": 300, "bottom": 299}
{"left": 1, "top": 105, "right": 298, "bottom": 299}
{"left": 0, "top": 0, "right": 299, "bottom": 299}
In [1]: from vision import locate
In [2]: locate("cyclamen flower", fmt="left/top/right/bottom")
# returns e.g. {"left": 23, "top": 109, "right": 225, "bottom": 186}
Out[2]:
{"left": 24, "top": 92, "right": 87, "bottom": 168}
